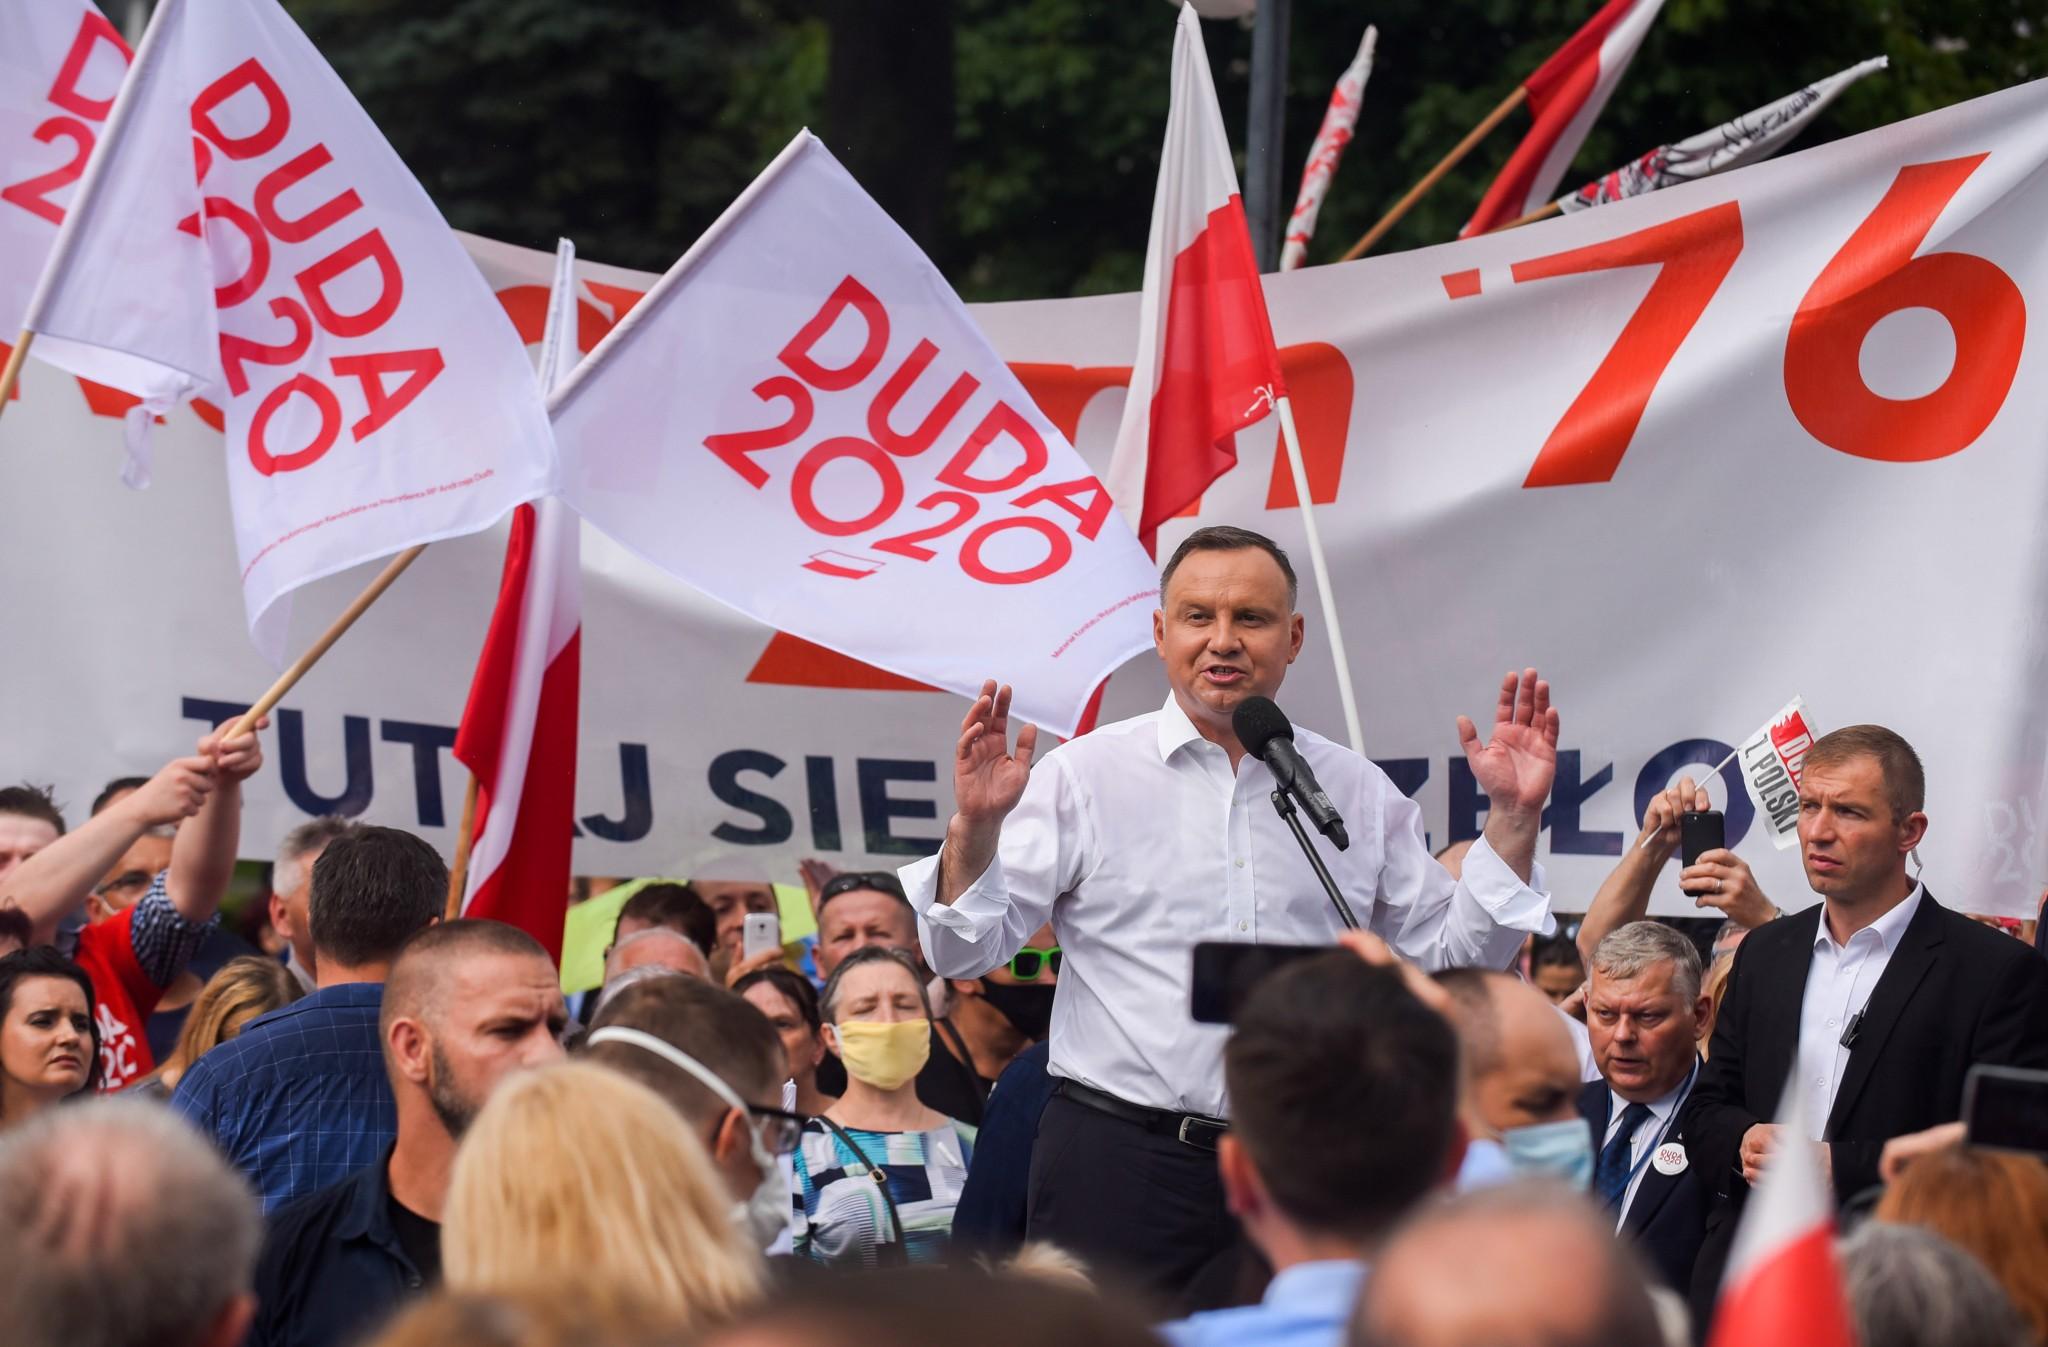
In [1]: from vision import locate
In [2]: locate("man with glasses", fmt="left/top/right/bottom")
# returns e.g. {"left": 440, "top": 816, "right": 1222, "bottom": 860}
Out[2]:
{"left": 583, "top": 975, "right": 802, "bottom": 1252}
{"left": 812, "top": 872, "right": 991, "bottom": 1124}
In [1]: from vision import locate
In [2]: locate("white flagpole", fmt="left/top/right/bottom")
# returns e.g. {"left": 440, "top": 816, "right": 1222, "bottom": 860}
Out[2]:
{"left": 1275, "top": 395, "right": 1363, "bottom": 755}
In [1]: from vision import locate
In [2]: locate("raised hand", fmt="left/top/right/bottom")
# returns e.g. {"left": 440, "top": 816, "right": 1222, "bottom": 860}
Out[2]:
{"left": 954, "top": 680, "right": 1037, "bottom": 828}
{"left": 199, "top": 714, "right": 269, "bottom": 784}
{"left": 1682, "top": 848, "right": 1778, "bottom": 928}
{"left": 123, "top": 755, "right": 215, "bottom": 829}
{"left": 1638, "top": 775, "right": 1709, "bottom": 857}
{"left": 1457, "top": 668, "right": 1560, "bottom": 818}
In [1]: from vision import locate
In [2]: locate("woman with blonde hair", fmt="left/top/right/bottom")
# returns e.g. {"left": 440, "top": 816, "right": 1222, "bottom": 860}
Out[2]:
{"left": 135, "top": 955, "right": 301, "bottom": 1096}
{"left": 442, "top": 1060, "right": 761, "bottom": 1331}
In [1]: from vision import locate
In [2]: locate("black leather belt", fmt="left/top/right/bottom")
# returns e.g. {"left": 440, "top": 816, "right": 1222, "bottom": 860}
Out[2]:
{"left": 1055, "top": 1079, "right": 1230, "bottom": 1152}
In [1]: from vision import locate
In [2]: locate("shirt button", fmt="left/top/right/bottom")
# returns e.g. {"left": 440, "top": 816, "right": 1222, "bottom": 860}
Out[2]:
{"left": 1238, "top": 921, "right": 1249, "bottom": 932}
{"left": 1234, "top": 857, "right": 1246, "bottom": 869}
{"left": 1827, "top": 1019, "right": 1837, "bottom": 1028}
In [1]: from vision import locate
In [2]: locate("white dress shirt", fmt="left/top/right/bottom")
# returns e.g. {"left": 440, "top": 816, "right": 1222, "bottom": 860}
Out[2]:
{"left": 1602, "top": 1067, "right": 1694, "bottom": 1228}
{"left": 1795, "top": 884, "right": 1924, "bottom": 1139}
{"left": 904, "top": 694, "right": 1556, "bottom": 1116}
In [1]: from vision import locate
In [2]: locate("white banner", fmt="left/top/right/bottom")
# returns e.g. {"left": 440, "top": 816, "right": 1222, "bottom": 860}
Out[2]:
{"left": 6, "top": 78, "right": 2048, "bottom": 917}
{"left": 551, "top": 133, "right": 1155, "bottom": 737}
{"left": 24, "top": 0, "right": 556, "bottom": 662}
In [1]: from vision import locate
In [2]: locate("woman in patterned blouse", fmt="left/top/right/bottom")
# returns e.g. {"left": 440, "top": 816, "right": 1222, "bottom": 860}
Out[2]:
{"left": 791, "top": 947, "right": 975, "bottom": 1266}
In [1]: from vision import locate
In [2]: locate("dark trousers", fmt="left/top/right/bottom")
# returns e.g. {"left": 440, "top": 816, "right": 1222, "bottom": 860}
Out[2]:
{"left": 1024, "top": 1091, "right": 1235, "bottom": 1300}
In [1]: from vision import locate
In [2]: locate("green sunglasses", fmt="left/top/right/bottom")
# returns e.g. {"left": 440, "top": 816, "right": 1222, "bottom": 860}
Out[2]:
{"left": 1009, "top": 946, "right": 1062, "bottom": 980}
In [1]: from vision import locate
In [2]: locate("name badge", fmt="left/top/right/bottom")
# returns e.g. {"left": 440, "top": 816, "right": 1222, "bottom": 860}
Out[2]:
{"left": 1653, "top": 1142, "right": 1688, "bottom": 1176}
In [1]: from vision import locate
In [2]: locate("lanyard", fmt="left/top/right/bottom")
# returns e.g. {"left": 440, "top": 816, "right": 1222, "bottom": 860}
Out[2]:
{"left": 1612, "top": 1059, "right": 1699, "bottom": 1197}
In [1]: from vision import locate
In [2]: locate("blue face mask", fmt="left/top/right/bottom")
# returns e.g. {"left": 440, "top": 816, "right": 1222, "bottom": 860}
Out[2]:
{"left": 1501, "top": 1118, "right": 1595, "bottom": 1188}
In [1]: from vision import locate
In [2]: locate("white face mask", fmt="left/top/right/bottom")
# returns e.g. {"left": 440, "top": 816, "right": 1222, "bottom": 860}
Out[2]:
{"left": 584, "top": 1026, "right": 790, "bottom": 1250}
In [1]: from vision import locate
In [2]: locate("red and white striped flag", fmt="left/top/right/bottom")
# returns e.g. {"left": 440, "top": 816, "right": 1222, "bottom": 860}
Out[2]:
{"left": 452, "top": 240, "right": 581, "bottom": 963}
{"left": 1279, "top": 24, "right": 1376, "bottom": 272}
{"left": 1106, "top": 1, "right": 1287, "bottom": 553}
{"left": 1462, "top": 0, "right": 1668, "bottom": 237}
{"left": 1705, "top": 1075, "right": 1855, "bottom": 1347}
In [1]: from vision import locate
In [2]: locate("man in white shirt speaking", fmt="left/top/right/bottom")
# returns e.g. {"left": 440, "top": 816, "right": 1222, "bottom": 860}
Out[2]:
{"left": 902, "top": 525, "right": 1564, "bottom": 1293}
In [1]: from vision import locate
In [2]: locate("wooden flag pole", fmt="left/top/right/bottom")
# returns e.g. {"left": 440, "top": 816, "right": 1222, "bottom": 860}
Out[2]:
{"left": 1275, "top": 396, "right": 1364, "bottom": 755}
{"left": 1338, "top": 84, "right": 1527, "bottom": 263}
{"left": 0, "top": 331, "right": 34, "bottom": 424}
{"left": 1492, "top": 198, "right": 1564, "bottom": 233}
{"left": 225, "top": 544, "right": 428, "bottom": 742}
{"left": 445, "top": 773, "right": 481, "bottom": 920}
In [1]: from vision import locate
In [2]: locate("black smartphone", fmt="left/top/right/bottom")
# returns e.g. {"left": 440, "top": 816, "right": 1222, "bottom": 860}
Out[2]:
{"left": 1190, "top": 941, "right": 1326, "bottom": 1024}
{"left": 1964, "top": 1064, "right": 2048, "bottom": 1158}
{"left": 1681, "top": 809, "right": 1726, "bottom": 868}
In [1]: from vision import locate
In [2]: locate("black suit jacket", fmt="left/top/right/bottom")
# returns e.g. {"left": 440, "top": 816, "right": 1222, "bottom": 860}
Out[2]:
{"left": 1579, "top": 1072, "right": 1709, "bottom": 1298}
{"left": 1681, "top": 892, "right": 2048, "bottom": 1317}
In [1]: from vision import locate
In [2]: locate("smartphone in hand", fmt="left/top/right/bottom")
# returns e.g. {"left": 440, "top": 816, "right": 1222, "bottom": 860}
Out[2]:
{"left": 1681, "top": 810, "right": 1726, "bottom": 869}
{"left": 742, "top": 912, "right": 782, "bottom": 963}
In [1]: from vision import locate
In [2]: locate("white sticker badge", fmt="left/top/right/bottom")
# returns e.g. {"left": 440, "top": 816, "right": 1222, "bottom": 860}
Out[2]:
{"left": 1652, "top": 1142, "right": 1688, "bottom": 1176}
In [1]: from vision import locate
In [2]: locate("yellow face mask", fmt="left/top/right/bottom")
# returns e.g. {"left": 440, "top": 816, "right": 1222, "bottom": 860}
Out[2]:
{"left": 830, "top": 1018, "right": 931, "bottom": 1091}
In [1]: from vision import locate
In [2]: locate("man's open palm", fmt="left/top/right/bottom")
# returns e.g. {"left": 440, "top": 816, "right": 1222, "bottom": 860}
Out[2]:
{"left": 954, "top": 680, "right": 1037, "bottom": 826}
{"left": 1457, "top": 668, "right": 1559, "bottom": 815}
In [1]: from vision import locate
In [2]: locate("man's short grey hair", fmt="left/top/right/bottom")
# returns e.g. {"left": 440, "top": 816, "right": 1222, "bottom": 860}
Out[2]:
{"left": 272, "top": 816, "right": 359, "bottom": 898}
{"left": 602, "top": 927, "right": 706, "bottom": 979}
{"left": 1591, "top": 921, "right": 1703, "bottom": 1004}
{"left": 593, "top": 962, "right": 688, "bottom": 1015}
{"left": 0, "top": 1098, "right": 260, "bottom": 1347}
{"left": 1840, "top": 1221, "right": 2031, "bottom": 1347}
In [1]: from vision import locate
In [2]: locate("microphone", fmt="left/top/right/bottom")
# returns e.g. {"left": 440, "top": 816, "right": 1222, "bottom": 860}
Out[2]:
{"left": 1232, "top": 696, "right": 1349, "bottom": 851}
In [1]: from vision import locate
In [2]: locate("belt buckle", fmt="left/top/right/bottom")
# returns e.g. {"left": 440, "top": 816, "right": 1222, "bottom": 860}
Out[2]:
{"left": 1177, "top": 1116, "right": 1223, "bottom": 1151}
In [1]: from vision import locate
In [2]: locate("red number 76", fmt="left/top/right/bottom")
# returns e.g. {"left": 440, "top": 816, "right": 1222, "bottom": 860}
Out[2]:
{"left": 1505, "top": 153, "right": 2024, "bottom": 488}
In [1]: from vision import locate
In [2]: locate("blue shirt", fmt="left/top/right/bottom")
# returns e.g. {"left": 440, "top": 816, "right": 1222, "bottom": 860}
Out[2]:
{"left": 1162, "top": 1259, "right": 1367, "bottom": 1347}
{"left": 172, "top": 983, "right": 394, "bottom": 1211}
{"left": 249, "top": 1150, "right": 429, "bottom": 1347}
{"left": 951, "top": 1040, "right": 1053, "bottom": 1254}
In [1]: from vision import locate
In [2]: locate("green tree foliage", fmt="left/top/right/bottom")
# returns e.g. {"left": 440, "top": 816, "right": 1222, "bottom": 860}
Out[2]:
{"left": 283, "top": 0, "right": 2046, "bottom": 298}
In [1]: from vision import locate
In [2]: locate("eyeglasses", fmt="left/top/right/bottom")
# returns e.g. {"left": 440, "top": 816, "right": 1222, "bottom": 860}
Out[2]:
{"left": 747, "top": 1104, "right": 809, "bottom": 1155}
{"left": 1008, "top": 947, "right": 1062, "bottom": 981}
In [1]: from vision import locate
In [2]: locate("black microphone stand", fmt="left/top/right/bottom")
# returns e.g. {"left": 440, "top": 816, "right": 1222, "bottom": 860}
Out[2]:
{"left": 1269, "top": 787, "right": 1361, "bottom": 930}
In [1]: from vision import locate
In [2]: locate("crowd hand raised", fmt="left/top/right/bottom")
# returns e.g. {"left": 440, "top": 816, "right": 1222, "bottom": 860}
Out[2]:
{"left": 121, "top": 754, "right": 216, "bottom": 828}
{"left": 1878, "top": 1121, "right": 1966, "bottom": 1185}
{"left": 724, "top": 946, "right": 786, "bottom": 989}
{"left": 1681, "top": 849, "right": 1778, "bottom": 928}
{"left": 798, "top": 858, "right": 840, "bottom": 917}
{"left": 954, "top": 681, "right": 1036, "bottom": 828}
{"left": 1457, "top": 669, "right": 1560, "bottom": 817}
{"left": 1637, "top": 775, "right": 1708, "bottom": 858}
{"left": 198, "top": 714, "right": 269, "bottom": 784}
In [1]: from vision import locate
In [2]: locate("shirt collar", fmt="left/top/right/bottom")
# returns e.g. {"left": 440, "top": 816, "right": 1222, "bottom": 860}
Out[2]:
{"left": 1155, "top": 692, "right": 1208, "bottom": 763}
{"left": 1262, "top": 1259, "right": 1368, "bottom": 1315}
{"left": 1608, "top": 1060, "right": 1695, "bottom": 1131}
{"left": 1815, "top": 882, "right": 1924, "bottom": 954}
{"left": 334, "top": 1146, "right": 401, "bottom": 1247}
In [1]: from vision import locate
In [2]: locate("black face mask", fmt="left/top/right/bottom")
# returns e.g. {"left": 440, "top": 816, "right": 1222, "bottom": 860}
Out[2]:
{"left": 979, "top": 979, "right": 1055, "bottom": 1042}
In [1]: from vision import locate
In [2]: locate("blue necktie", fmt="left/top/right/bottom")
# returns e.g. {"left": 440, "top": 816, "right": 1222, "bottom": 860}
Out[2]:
{"left": 1595, "top": 1101, "right": 1654, "bottom": 1209}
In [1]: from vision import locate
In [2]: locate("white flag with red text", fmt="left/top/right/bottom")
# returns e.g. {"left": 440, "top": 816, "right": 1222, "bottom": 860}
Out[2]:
{"left": 1705, "top": 1077, "right": 1854, "bottom": 1347}
{"left": 1279, "top": 24, "right": 1375, "bottom": 272}
{"left": 1106, "top": 1, "right": 1288, "bottom": 552}
{"left": 1463, "top": 0, "right": 1668, "bottom": 235}
{"left": 453, "top": 240, "right": 581, "bottom": 963}
{"left": 21, "top": 0, "right": 555, "bottom": 663}
{"left": 548, "top": 131, "right": 1157, "bottom": 737}
{"left": 1561, "top": 59, "right": 1887, "bottom": 213}
{"left": 0, "top": 0, "right": 129, "bottom": 341}
{"left": 1736, "top": 698, "right": 1820, "bottom": 851}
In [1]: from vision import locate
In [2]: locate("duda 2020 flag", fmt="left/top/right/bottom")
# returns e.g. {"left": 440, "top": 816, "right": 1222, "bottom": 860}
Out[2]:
{"left": 0, "top": 0, "right": 129, "bottom": 337}
{"left": 549, "top": 131, "right": 1158, "bottom": 738}
{"left": 21, "top": 0, "right": 555, "bottom": 663}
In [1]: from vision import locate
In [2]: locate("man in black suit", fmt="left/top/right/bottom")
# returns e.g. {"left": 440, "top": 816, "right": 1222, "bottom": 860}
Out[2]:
{"left": 1682, "top": 725, "right": 2048, "bottom": 1322}
{"left": 1578, "top": 920, "right": 1711, "bottom": 1299}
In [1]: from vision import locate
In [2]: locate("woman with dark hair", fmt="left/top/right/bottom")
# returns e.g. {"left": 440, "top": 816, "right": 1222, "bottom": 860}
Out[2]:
{"left": 791, "top": 946, "right": 975, "bottom": 1267}
{"left": 735, "top": 965, "right": 837, "bottom": 1117}
{"left": 0, "top": 945, "right": 100, "bottom": 1126}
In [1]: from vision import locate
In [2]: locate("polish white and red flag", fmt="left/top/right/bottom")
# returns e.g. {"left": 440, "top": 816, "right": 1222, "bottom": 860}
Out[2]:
{"left": 1705, "top": 1076, "right": 1856, "bottom": 1347}
{"left": 1461, "top": 0, "right": 1669, "bottom": 236}
{"left": 1106, "top": 1, "right": 1287, "bottom": 553}
{"left": 1279, "top": 24, "right": 1376, "bottom": 273}
{"left": 453, "top": 241, "right": 580, "bottom": 962}
{"left": 0, "top": 0, "right": 129, "bottom": 350}
{"left": 19, "top": 0, "right": 555, "bottom": 663}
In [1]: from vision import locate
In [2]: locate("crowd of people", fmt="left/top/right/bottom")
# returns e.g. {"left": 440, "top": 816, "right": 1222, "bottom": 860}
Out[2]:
{"left": 2, "top": 525, "right": 2047, "bottom": 1347}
